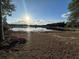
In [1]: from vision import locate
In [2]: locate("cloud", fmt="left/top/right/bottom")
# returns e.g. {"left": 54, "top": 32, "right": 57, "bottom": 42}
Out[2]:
{"left": 61, "top": 12, "right": 71, "bottom": 18}
{"left": 32, "top": 19, "right": 54, "bottom": 25}
{"left": 11, "top": 18, "right": 56, "bottom": 25}
{"left": 8, "top": 14, "right": 67, "bottom": 25}
{"left": 9, "top": 17, "right": 67, "bottom": 25}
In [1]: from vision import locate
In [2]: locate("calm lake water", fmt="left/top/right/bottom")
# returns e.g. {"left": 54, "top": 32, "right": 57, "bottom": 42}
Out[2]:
{"left": 11, "top": 27, "right": 53, "bottom": 32}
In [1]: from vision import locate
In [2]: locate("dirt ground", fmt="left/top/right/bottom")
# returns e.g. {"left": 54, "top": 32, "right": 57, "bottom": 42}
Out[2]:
{"left": 0, "top": 31, "right": 79, "bottom": 59}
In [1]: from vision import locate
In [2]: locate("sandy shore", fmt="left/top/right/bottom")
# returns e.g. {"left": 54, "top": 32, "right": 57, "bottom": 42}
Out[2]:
{"left": 0, "top": 31, "right": 79, "bottom": 59}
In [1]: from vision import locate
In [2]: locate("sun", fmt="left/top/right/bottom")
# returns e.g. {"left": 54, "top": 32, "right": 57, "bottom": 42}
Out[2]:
{"left": 24, "top": 16, "right": 32, "bottom": 25}
{"left": 25, "top": 16, "right": 30, "bottom": 20}
{"left": 20, "top": 15, "right": 33, "bottom": 25}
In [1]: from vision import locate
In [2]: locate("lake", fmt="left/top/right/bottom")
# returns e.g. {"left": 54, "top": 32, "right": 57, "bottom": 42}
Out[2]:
{"left": 10, "top": 27, "right": 53, "bottom": 32}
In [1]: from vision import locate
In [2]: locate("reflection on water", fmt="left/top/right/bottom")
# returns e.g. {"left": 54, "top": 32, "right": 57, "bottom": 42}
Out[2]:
{"left": 11, "top": 27, "right": 52, "bottom": 32}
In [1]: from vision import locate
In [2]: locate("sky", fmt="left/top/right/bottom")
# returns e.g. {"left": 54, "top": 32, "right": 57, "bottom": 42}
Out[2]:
{"left": 7, "top": 0, "right": 71, "bottom": 25}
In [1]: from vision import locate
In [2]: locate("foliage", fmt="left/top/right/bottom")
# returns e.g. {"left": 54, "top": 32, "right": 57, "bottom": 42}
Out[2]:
{"left": 2, "top": 0, "right": 15, "bottom": 17}
{"left": 1, "top": 0, "right": 15, "bottom": 30}
{"left": 68, "top": 0, "right": 79, "bottom": 27}
{"left": 0, "top": 0, "right": 15, "bottom": 44}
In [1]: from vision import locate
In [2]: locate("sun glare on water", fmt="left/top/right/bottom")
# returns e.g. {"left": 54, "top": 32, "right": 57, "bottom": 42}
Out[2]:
{"left": 24, "top": 16, "right": 32, "bottom": 40}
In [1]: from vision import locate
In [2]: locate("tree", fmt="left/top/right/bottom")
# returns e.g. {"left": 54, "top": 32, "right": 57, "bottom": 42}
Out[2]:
{"left": 68, "top": 0, "right": 79, "bottom": 27}
{"left": 0, "top": 0, "right": 15, "bottom": 45}
{"left": 0, "top": 0, "right": 3, "bottom": 44}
